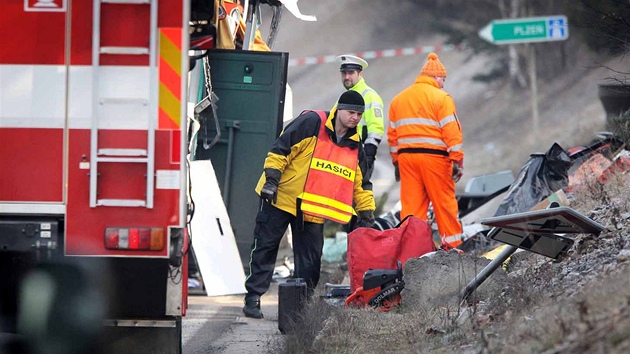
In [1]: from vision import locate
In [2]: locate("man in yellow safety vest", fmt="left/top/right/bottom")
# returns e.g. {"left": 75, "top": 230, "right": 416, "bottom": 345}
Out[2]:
{"left": 242, "top": 91, "right": 376, "bottom": 319}
{"left": 335, "top": 54, "right": 385, "bottom": 188}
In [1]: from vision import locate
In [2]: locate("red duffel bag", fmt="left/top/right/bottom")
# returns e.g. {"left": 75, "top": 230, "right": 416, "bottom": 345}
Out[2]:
{"left": 346, "top": 215, "right": 436, "bottom": 294}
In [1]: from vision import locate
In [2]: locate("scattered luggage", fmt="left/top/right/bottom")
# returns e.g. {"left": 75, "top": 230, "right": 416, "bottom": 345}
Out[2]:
{"left": 345, "top": 215, "right": 435, "bottom": 309}
{"left": 345, "top": 261, "right": 405, "bottom": 311}
{"left": 278, "top": 278, "right": 307, "bottom": 334}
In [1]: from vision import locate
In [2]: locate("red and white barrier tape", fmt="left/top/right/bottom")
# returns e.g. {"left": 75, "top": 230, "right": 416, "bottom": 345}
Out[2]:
{"left": 288, "top": 44, "right": 462, "bottom": 67}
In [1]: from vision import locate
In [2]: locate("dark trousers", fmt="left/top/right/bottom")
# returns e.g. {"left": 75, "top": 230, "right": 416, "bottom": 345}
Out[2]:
{"left": 244, "top": 200, "right": 324, "bottom": 299}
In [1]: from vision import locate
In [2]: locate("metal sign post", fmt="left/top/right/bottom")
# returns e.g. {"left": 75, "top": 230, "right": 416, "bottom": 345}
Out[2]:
{"left": 460, "top": 206, "right": 605, "bottom": 303}
{"left": 242, "top": 0, "right": 259, "bottom": 50}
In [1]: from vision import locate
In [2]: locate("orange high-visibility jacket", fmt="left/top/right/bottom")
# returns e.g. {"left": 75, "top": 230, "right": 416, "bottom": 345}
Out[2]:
{"left": 387, "top": 75, "right": 463, "bottom": 165}
{"left": 299, "top": 111, "right": 358, "bottom": 224}
{"left": 255, "top": 110, "right": 375, "bottom": 224}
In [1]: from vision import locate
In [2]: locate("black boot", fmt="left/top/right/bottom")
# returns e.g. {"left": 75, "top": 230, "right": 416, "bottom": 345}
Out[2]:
{"left": 243, "top": 296, "right": 264, "bottom": 319}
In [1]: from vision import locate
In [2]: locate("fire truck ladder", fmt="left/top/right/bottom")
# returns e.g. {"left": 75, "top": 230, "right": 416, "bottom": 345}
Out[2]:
{"left": 90, "top": 0, "right": 158, "bottom": 208}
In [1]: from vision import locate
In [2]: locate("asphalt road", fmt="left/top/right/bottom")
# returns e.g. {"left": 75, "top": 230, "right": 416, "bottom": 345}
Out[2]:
{"left": 182, "top": 284, "right": 281, "bottom": 354}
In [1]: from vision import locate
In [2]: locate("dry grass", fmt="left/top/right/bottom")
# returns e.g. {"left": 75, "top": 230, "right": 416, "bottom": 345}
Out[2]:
{"left": 272, "top": 301, "right": 475, "bottom": 354}
{"left": 609, "top": 109, "right": 630, "bottom": 146}
{"left": 488, "top": 263, "right": 630, "bottom": 353}
{"left": 572, "top": 173, "right": 630, "bottom": 217}
{"left": 267, "top": 174, "right": 630, "bottom": 353}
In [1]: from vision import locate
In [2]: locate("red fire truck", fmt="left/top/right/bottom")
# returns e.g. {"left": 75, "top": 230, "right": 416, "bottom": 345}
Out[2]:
{"left": 0, "top": 0, "right": 194, "bottom": 352}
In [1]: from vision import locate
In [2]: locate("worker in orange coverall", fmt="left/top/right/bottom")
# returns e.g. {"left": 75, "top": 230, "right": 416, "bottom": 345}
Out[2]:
{"left": 387, "top": 52, "right": 464, "bottom": 248}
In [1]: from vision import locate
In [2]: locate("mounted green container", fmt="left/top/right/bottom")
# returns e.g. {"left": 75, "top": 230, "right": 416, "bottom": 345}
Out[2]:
{"left": 194, "top": 49, "right": 289, "bottom": 268}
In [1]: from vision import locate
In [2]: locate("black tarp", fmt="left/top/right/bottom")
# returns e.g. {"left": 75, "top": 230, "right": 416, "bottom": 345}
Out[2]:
{"left": 494, "top": 143, "right": 572, "bottom": 216}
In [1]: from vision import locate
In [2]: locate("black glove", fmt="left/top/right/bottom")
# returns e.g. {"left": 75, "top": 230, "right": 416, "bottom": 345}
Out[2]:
{"left": 394, "top": 163, "right": 400, "bottom": 182}
{"left": 364, "top": 143, "right": 377, "bottom": 170}
{"left": 355, "top": 210, "right": 375, "bottom": 229}
{"left": 452, "top": 159, "right": 463, "bottom": 183}
{"left": 260, "top": 168, "right": 281, "bottom": 204}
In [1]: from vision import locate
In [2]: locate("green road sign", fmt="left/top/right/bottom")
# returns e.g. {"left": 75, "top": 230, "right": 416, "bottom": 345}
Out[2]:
{"left": 479, "top": 15, "right": 568, "bottom": 45}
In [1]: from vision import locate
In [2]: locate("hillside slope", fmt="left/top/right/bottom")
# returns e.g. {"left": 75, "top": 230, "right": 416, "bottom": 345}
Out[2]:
{"left": 261, "top": 0, "right": 629, "bottom": 210}
{"left": 248, "top": 3, "right": 630, "bottom": 353}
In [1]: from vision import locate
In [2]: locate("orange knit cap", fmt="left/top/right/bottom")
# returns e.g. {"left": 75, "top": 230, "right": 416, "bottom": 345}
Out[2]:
{"left": 420, "top": 52, "right": 447, "bottom": 77}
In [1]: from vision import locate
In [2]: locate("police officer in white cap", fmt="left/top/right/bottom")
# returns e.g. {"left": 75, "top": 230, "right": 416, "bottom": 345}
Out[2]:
{"left": 334, "top": 54, "right": 385, "bottom": 190}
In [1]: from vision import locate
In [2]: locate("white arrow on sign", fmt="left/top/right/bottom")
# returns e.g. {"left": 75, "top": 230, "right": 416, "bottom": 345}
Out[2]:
{"left": 24, "top": 0, "right": 66, "bottom": 12}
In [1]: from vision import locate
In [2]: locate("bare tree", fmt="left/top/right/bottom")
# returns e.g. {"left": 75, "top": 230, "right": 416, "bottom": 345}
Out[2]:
{"left": 501, "top": 0, "right": 528, "bottom": 88}
{"left": 403, "top": 0, "right": 628, "bottom": 85}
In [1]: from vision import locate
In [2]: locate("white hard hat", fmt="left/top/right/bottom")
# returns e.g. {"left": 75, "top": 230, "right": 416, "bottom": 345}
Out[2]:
{"left": 336, "top": 54, "right": 368, "bottom": 72}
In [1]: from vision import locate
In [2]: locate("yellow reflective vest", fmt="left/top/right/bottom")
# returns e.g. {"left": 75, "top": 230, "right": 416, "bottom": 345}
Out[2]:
{"left": 333, "top": 78, "right": 384, "bottom": 149}
{"left": 298, "top": 111, "right": 358, "bottom": 224}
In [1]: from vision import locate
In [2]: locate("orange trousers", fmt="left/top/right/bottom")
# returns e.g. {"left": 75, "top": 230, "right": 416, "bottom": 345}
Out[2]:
{"left": 398, "top": 153, "right": 462, "bottom": 247}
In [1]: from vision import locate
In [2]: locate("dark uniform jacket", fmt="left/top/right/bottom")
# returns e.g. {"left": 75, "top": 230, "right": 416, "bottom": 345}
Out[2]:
{"left": 255, "top": 109, "right": 375, "bottom": 224}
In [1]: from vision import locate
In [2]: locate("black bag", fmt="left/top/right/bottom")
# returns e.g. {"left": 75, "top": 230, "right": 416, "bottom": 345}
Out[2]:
{"left": 278, "top": 278, "right": 307, "bottom": 334}
{"left": 372, "top": 210, "right": 401, "bottom": 231}
{"left": 495, "top": 143, "right": 572, "bottom": 216}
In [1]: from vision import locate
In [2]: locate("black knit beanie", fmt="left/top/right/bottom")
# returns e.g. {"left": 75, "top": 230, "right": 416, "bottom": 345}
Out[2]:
{"left": 337, "top": 91, "right": 365, "bottom": 113}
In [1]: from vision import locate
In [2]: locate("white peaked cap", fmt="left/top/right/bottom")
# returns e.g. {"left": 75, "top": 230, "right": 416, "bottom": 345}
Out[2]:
{"left": 335, "top": 54, "right": 368, "bottom": 71}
